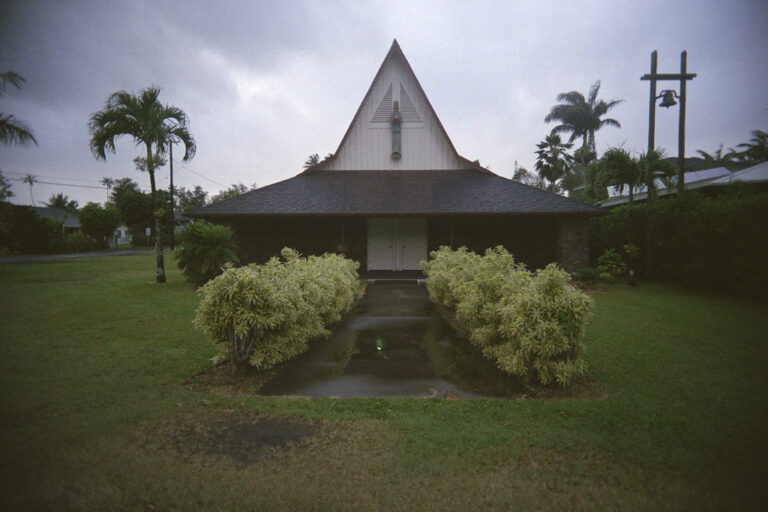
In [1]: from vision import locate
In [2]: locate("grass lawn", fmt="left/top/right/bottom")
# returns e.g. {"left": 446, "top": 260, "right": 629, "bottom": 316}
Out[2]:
{"left": 1, "top": 252, "right": 767, "bottom": 510}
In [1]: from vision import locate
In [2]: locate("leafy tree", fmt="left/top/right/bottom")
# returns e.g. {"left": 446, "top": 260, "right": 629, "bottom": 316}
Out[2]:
{"left": 174, "top": 185, "right": 208, "bottom": 214}
{"left": 544, "top": 81, "right": 622, "bottom": 154}
{"left": 0, "top": 203, "right": 60, "bottom": 254}
{"left": 22, "top": 174, "right": 37, "bottom": 205}
{"left": 534, "top": 134, "right": 572, "bottom": 191}
{"left": 45, "top": 193, "right": 78, "bottom": 213}
{"left": 174, "top": 220, "right": 239, "bottom": 287}
{"left": 78, "top": 202, "right": 121, "bottom": 248}
{"left": 512, "top": 163, "right": 544, "bottom": 188}
{"left": 210, "top": 183, "right": 253, "bottom": 204}
{"left": 89, "top": 86, "right": 196, "bottom": 283}
{"left": 733, "top": 129, "right": 768, "bottom": 164}
{"left": 0, "top": 71, "right": 37, "bottom": 147}
{"left": 0, "top": 171, "right": 13, "bottom": 202}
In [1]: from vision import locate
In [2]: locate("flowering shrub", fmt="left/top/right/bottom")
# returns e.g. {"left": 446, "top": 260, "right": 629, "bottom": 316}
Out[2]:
{"left": 194, "top": 248, "right": 359, "bottom": 373}
{"left": 423, "top": 246, "right": 592, "bottom": 387}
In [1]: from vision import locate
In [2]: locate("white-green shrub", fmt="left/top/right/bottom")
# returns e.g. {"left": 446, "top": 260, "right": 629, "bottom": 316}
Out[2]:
{"left": 423, "top": 246, "right": 592, "bottom": 387}
{"left": 194, "top": 248, "right": 359, "bottom": 373}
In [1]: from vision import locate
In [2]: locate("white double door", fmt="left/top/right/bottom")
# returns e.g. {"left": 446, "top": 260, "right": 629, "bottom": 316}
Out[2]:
{"left": 367, "top": 217, "right": 427, "bottom": 271}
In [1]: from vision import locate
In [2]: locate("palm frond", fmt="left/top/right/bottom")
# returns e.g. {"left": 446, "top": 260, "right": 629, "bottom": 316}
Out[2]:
{"left": 0, "top": 114, "right": 38, "bottom": 146}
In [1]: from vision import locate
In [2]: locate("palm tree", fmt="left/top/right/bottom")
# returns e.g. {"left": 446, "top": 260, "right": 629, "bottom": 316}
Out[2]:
{"left": 534, "top": 134, "right": 573, "bottom": 191}
{"left": 101, "top": 177, "right": 115, "bottom": 202}
{"left": 637, "top": 149, "right": 676, "bottom": 205}
{"left": 733, "top": 129, "right": 768, "bottom": 164}
{"left": 45, "top": 192, "right": 79, "bottom": 213}
{"left": 696, "top": 144, "right": 736, "bottom": 171}
{"left": 544, "top": 81, "right": 622, "bottom": 154}
{"left": 1, "top": 71, "right": 37, "bottom": 147}
{"left": 22, "top": 173, "right": 37, "bottom": 205}
{"left": 602, "top": 148, "right": 641, "bottom": 204}
{"left": 89, "top": 86, "right": 196, "bottom": 283}
{"left": 303, "top": 153, "right": 320, "bottom": 169}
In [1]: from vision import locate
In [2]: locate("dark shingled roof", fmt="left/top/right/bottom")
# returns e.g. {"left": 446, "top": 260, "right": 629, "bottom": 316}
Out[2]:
{"left": 189, "top": 169, "right": 605, "bottom": 218}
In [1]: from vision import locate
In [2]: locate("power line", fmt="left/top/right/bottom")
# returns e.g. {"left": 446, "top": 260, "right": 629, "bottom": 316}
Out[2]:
{"left": 2, "top": 170, "right": 104, "bottom": 184}
{"left": 174, "top": 160, "right": 227, "bottom": 188}
{"left": 9, "top": 178, "right": 107, "bottom": 190}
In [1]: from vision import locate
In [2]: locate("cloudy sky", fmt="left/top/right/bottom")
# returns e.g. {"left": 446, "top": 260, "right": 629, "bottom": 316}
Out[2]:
{"left": 1, "top": 0, "right": 767, "bottom": 207}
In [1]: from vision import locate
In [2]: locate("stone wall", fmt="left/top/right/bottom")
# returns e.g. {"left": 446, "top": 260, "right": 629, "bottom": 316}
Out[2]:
{"left": 556, "top": 216, "right": 589, "bottom": 271}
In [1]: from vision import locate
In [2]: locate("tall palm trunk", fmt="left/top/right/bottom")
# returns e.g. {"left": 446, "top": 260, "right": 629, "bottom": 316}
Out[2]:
{"left": 588, "top": 130, "right": 596, "bottom": 154}
{"left": 146, "top": 143, "right": 166, "bottom": 283}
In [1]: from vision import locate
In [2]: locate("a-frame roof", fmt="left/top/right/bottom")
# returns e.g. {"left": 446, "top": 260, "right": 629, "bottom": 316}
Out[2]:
{"left": 306, "top": 39, "right": 487, "bottom": 173}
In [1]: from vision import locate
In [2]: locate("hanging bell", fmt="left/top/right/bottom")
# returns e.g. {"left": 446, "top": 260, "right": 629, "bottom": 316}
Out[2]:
{"left": 659, "top": 90, "right": 678, "bottom": 108}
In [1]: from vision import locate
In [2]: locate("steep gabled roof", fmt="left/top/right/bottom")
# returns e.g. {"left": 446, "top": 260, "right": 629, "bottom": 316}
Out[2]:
{"left": 305, "top": 39, "right": 472, "bottom": 172}
{"left": 189, "top": 170, "right": 605, "bottom": 217}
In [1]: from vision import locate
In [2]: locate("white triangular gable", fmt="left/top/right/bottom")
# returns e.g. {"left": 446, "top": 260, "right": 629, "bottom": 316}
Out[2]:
{"left": 324, "top": 40, "right": 463, "bottom": 171}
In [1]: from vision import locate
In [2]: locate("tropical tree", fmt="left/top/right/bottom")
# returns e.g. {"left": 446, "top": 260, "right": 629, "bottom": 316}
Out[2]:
{"left": 512, "top": 163, "right": 544, "bottom": 189}
{"left": 88, "top": 86, "right": 196, "bottom": 283}
{"left": 733, "top": 129, "right": 768, "bottom": 164}
{"left": 637, "top": 149, "right": 676, "bottom": 205}
{"left": 78, "top": 202, "right": 121, "bottom": 248}
{"left": 101, "top": 177, "right": 115, "bottom": 203}
{"left": 22, "top": 173, "right": 37, "bottom": 205}
{"left": 0, "top": 71, "right": 37, "bottom": 147}
{"left": 544, "top": 80, "right": 622, "bottom": 154}
{"left": 534, "top": 134, "right": 573, "bottom": 191}
{"left": 0, "top": 171, "right": 13, "bottom": 202}
{"left": 210, "top": 183, "right": 254, "bottom": 204}
{"left": 303, "top": 153, "right": 319, "bottom": 169}
{"left": 45, "top": 192, "right": 78, "bottom": 213}
{"left": 173, "top": 185, "right": 208, "bottom": 214}
{"left": 602, "top": 148, "right": 641, "bottom": 204}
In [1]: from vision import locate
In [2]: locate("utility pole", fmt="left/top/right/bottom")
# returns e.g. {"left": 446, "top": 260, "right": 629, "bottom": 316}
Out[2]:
{"left": 169, "top": 141, "right": 175, "bottom": 250}
{"left": 641, "top": 50, "right": 696, "bottom": 194}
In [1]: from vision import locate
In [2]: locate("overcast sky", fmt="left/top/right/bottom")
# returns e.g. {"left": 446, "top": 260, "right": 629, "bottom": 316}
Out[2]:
{"left": 1, "top": 0, "right": 767, "bottom": 207}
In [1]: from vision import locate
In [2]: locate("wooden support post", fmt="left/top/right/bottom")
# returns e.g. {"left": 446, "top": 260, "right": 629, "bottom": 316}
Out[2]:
{"left": 678, "top": 51, "right": 687, "bottom": 194}
{"left": 648, "top": 50, "right": 657, "bottom": 153}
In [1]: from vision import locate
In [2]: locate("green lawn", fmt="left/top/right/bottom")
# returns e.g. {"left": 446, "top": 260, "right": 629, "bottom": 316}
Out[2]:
{"left": 1, "top": 253, "right": 767, "bottom": 511}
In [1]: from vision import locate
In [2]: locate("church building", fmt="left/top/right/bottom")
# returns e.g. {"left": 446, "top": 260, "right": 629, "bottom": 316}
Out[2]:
{"left": 190, "top": 40, "right": 603, "bottom": 273}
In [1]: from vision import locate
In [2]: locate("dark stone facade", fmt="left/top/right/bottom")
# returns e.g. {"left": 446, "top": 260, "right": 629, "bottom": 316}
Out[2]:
{"left": 556, "top": 217, "right": 589, "bottom": 271}
{"left": 224, "top": 214, "right": 586, "bottom": 272}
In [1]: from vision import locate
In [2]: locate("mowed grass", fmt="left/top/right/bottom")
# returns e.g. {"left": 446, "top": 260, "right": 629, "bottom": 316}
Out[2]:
{"left": 1, "top": 253, "right": 767, "bottom": 511}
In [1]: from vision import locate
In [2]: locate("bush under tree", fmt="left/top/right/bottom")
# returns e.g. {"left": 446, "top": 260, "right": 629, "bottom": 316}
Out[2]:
{"left": 175, "top": 220, "right": 239, "bottom": 286}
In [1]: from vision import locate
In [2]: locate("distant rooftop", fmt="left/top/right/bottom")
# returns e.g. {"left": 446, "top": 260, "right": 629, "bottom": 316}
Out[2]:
{"left": 600, "top": 161, "right": 768, "bottom": 207}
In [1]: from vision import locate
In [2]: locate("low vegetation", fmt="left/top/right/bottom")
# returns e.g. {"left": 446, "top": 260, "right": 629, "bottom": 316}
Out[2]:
{"left": 174, "top": 220, "right": 239, "bottom": 286}
{"left": 590, "top": 189, "right": 768, "bottom": 299}
{"left": 423, "top": 246, "right": 591, "bottom": 387}
{"left": 1, "top": 253, "right": 766, "bottom": 510}
{"left": 194, "top": 248, "right": 359, "bottom": 373}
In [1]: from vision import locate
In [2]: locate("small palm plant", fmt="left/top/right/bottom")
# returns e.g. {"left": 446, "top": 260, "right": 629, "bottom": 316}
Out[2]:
{"left": 175, "top": 220, "right": 239, "bottom": 286}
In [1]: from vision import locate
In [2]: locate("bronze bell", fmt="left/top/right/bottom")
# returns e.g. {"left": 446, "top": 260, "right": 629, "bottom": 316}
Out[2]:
{"left": 659, "top": 90, "right": 677, "bottom": 108}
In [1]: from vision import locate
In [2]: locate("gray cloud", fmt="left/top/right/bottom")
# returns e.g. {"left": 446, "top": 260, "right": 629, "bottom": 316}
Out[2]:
{"left": 1, "top": 0, "right": 766, "bottom": 207}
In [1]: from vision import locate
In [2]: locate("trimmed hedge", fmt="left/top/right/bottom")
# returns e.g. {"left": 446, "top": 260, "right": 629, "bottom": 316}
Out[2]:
{"left": 194, "top": 248, "right": 359, "bottom": 373}
{"left": 423, "top": 246, "right": 592, "bottom": 387}
{"left": 590, "top": 189, "right": 768, "bottom": 299}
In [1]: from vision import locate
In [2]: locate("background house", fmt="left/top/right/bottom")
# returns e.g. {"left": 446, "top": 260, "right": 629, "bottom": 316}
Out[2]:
{"left": 191, "top": 40, "right": 604, "bottom": 272}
